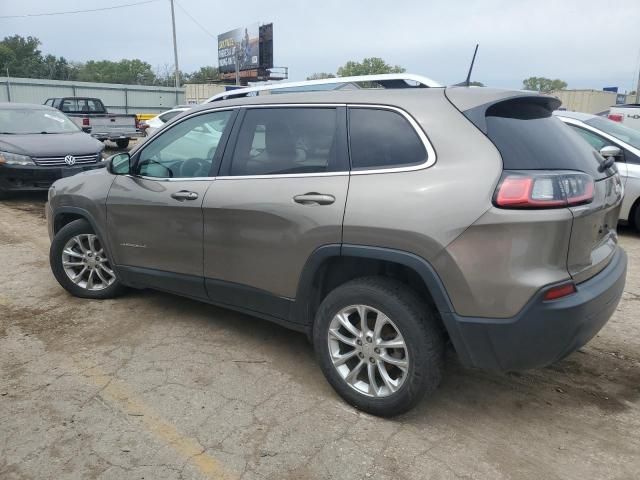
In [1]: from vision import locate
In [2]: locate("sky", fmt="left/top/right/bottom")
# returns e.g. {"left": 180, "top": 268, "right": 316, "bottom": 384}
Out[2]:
{"left": 1, "top": 0, "right": 639, "bottom": 91}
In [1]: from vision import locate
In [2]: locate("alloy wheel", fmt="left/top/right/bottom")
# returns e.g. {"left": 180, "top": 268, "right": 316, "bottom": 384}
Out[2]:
{"left": 61, "top": 234, "right": 116, "bottom": 291}
{"left": 327, "top": 304, "right": 409, "bottom": 397}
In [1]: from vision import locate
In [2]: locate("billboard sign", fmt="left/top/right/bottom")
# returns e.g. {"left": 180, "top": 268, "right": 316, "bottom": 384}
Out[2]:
{"left": 218, "top": 24, "right": 260, "bottom": 73}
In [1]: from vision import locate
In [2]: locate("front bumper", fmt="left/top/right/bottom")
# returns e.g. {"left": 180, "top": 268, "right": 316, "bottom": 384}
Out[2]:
{"left": 444, "top": 248, "right": 627, "bottom": 371}
{"left": 0, "top": 163, "right": 105, "bottom": 192}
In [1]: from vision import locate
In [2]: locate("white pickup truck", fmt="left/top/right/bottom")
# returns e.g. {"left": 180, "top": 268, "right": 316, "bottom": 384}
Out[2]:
{"left": 608, "top": 103, "right": 640, "bottom": 132}
{"left": 44, "top": 97, "right": 144, "bottom": 149}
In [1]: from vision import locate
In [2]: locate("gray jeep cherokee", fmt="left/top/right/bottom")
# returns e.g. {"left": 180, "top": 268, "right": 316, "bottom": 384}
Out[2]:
{"left": 46, "top": 76, "right": 627, "bottom": 416}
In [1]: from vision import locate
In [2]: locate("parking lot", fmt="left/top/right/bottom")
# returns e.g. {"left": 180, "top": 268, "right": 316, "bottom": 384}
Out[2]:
{"left": 0, "top": 179, "right": 638, "bottom": 480}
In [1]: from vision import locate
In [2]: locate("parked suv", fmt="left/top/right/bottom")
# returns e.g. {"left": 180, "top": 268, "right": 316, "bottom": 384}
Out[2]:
{"left": 46, "top": 76, "right": 627, "bottom": 416}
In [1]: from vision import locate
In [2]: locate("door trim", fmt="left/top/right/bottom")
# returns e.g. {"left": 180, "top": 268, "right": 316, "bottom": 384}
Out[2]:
{"left": 117, "top": 265, "right": 208, "bottom": 299}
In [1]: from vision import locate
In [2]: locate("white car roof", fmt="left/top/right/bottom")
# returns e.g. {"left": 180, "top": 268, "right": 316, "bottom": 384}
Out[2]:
{"left": 204, "top": 74, "right": 442, "bottom": 103}
{"left": 552, "top": 110, "right": 597, "bottom": 122}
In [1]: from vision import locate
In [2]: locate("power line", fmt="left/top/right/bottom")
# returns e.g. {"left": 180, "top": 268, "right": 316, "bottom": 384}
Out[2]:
{"left": 174, "top": 1, "right": 216, "bottom": 40}
{"left": 0, "top": 0, "right": 160, "bottom": 19}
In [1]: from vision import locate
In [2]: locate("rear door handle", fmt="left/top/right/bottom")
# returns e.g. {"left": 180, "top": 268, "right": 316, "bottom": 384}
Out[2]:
{"left": 293, "top": 193, "right": 336, "bottom": 205}
{"left": 171, "top": 190, "right": 199, "bottom": 201}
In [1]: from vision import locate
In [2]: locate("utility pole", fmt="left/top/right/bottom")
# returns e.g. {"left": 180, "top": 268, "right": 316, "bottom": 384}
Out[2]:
{"left": 636, "top": 63, "right": 640, "bottom": 104}
{"left": 234, "top": 43, "right": 240, "bottom": 86}
{"left": 169, "top": 0, "right": 180, "bottom": 89}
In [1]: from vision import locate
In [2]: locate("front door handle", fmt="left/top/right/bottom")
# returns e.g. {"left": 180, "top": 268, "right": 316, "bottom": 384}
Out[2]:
{"left": 171, "top": 190, "right": 199, "bottom": 201}
{"left": 293, "top": 193, "right": 336, "bottom": 205}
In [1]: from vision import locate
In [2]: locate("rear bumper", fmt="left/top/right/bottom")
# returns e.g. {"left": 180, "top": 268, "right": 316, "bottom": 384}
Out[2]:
{"left": 0, "top": 163, "right": 104, "bottom": 192}
{"left": 444, "top": 248, "right": 627, "bottom": 371}
{"left": 91, "top": 131, "right": 144, "bottom": 141}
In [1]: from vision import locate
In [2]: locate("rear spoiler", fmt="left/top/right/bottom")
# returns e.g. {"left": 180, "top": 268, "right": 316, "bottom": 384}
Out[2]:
{"left": 445, "top": 89, "right": 561, "bottom": 134}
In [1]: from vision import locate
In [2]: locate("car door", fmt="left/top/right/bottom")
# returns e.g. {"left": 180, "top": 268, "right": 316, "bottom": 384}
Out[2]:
{"left": 107, "top": 109, "right": 236, "bottom": 298}
{"left": 201, "top": 105, "right": 349, "bottom": 319}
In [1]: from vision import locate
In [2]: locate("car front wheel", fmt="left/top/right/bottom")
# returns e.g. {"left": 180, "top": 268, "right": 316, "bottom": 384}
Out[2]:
{"left": 49, "top": 219, "right": 125, "bottom": 299}
{"left": 313, "top": 277, "right": 444, "bottom": 417}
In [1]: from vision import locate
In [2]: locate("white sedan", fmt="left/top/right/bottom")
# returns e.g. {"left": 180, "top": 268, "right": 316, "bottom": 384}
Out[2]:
{"left": 554, "top": 110, "right": 640, "bottom": 229}
{"left": 143, "top": 106, "right": 191, "bottom": 137}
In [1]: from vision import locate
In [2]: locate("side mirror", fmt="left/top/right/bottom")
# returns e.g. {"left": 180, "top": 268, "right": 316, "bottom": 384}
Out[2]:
{"left": 107, "top": 152, "right": 131, "bottom": 175}
{"left": 600, "top": 145, "right": 621, "bottom": 158}
{"left": 81, "top": 126, "right": 92, "bottom": 134}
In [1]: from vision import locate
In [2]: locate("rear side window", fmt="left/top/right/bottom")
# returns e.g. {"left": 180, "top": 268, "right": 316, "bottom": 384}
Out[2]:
{"left": 229, "top": 107, "right": 339, "bottom": 176}
{"left": 348, "top": 108, "right": 426, "bottom": 170}
{"left": 483, "top": 98, "right": 609, "bottom": 179}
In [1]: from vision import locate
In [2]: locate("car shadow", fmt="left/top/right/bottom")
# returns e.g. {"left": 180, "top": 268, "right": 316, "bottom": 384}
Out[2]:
{"left": 115, "top": 289, "right": 640, "bottom": 421}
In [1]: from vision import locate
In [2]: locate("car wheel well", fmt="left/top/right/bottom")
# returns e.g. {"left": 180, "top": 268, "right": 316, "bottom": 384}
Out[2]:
{"left": 307, "top": 256, "right": 443, "bottom": 333}
{"left": 54, "top": 213, "right": 87, "bottom": 235}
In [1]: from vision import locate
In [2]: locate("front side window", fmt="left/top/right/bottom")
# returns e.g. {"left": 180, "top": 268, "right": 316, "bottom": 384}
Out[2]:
{"left": 567, "top": 125, "right": 609, "bottom": 151}
{"left": 229, "top": 107, "right": 338, "bottom": 176}
{"left": 348, "top": 108, "right": 427, "bottom": 170}
{"left": 136, "top": 110, "right": 232, "bottom": 178}
{"left": 585, "top": 116, "right": 640, "bottom": 150}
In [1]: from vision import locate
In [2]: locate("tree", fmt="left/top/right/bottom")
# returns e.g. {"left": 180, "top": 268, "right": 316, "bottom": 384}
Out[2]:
{"left": 337, "top": 57, "right": 405, "bottom": 77}
{"left": 185, "top": 66, "right": 219, "bottom": 83}
{"left": 0, "top": 35, "right": 46, "bottom": 78}
{"left": 522, "top": 76, "right": 567, "bottom": 93}
{"left": 77, "top": 59, "right": 156, "bottom": 85}
{"left": 306, "top": 72, "right": 336, "bottom": 80}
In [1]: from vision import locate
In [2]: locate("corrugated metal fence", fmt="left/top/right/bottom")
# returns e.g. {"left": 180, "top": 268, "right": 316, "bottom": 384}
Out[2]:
{"left": 0, "top": 77, "right": 185, "bottom": 114}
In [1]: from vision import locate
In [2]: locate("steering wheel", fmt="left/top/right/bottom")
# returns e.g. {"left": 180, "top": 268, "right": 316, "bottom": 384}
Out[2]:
{"left": 180, "top": 158, "right": 208, "bottom": 177}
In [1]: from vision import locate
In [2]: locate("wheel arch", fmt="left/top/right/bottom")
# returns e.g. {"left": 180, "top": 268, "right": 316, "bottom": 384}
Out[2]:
{"left": 292, "top": 244, "right": 456, "bottom": 331}
{"left": 52, "top": 206, "right": 115, "bottom": 261}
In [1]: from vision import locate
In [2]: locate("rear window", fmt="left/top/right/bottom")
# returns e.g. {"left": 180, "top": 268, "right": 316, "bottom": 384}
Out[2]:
{"left": 60, "top": 98, "right": 105, "bottom": 114}
{"left": 483, "top": 98, "right": 610, "bottom": 179}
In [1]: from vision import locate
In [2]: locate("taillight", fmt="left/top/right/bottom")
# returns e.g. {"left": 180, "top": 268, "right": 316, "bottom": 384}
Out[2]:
{"left": 607, "top": 114, "right": 623, "bottom": 122}
{"left": 494, "top": 171, "right": 594, "bottom": 209}
{"left": 82, "top": 117, "right": 90, "bottom": 126}
{"left": 543, "top": 282, "right": 577, "bottom": 301}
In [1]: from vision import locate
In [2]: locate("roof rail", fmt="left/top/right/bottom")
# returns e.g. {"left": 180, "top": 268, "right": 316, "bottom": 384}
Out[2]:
{"left": 204, "top": 73, "right": 442, "bottom": 103}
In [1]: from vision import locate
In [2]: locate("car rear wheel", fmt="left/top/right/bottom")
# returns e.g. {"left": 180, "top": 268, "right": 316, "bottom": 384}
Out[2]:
{"left": 115, "top": 139, "right": 129, "bottom": 149}
{"left": 50, "top": 219, "right": 125, "bottom": 299}
{"left": 313, "top": 277, "right": 444, "bottom": 417}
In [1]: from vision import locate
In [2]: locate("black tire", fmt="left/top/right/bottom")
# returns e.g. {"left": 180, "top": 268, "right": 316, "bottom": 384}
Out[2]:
{"left": 0, "top": 189, "right": 10, "bottom": 200}
{"left": 313, "top": 277, "right": 444, "bottom": 417}
{"left": 50, "top": 219, "right": 125, "bottom": 299}
{"left": 634, "top": 202, "right": 640, "bottom": 233}
{"left": 115, "top": 139, "right": 129, "bottom": 149}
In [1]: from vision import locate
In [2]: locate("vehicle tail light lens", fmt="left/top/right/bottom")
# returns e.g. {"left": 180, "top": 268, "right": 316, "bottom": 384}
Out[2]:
{"left": 607, "top": 114, "right": 623, "bottom": 123}
{"left": 543, "top": 282, "right": 577, "bottom": 301}
{"left": 494, "top": 171, "right": 594, "bottom": 209}
{"left": 82, "top": 117, "right": 90, "bottom": 126}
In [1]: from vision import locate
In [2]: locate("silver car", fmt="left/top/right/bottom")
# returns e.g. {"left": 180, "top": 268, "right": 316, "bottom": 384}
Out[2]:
{"left": 46, "top": 75, "right": 627, "bottom": 416}
{"left": 554, "top": 110, "right": 640, "bottom": 229}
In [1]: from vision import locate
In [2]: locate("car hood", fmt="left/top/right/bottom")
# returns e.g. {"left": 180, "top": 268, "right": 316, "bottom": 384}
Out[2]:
{"left": 0, "top": 132, "right": 103, "bottom": 157}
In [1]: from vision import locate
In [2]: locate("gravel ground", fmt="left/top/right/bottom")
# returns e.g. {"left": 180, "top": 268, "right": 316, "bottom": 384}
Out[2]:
{"left": 0, "top": 194, "right": 638, "bottom": 480}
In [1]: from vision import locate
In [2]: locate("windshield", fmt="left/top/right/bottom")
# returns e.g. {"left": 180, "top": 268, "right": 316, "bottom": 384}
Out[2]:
{"left": 0, "top": 108, "right": 80, "bottom": 134}
{"left": 585, "top": 116, "right": 640, "bottom": 150}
